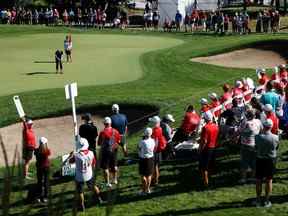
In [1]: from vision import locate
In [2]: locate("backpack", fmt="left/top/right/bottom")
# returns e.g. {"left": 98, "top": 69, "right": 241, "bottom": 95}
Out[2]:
{"left": 102, "top": 129, "right": 116, "bottom": 153}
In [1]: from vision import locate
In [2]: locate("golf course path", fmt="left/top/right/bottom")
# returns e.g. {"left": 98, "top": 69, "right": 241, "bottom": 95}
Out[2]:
{"left": 191, "top": 40, "right": 288, "bottom": 69}
{"left": 0, "top": 115, "right": 104, "bottom": 166}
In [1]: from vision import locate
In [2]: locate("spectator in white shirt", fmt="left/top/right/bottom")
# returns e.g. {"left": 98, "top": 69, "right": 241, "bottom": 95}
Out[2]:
{"left": 138, "top": 128, "right": 155, "bottom": 195}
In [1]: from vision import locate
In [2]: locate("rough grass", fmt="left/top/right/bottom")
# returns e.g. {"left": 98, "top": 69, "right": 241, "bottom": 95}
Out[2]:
{"left": 0, "top": 26, "right": 288, "bottom": 216}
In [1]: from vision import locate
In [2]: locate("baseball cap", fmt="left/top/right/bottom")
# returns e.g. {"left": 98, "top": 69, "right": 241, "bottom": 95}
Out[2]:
{"left": 263, "top": 119, "right": 273, "bottom": 128}
{"left": 200, "top": 98, "right": 208, "bottom": 105}
{"left": 149, "top": 116, "right": 161, "bottom": 123}
{"left": 164, "top": 114, "right": 175, "bottom": 123}
{"left": 27, "top": 119, "right": 33, "bottom": 125}
{"left": 260, "top": 68, "right": 266, "bottom": 74}
{"left": 264, "top": 104, "right": 273, "bottom": 112}
{"left": 103, "top": 117, "right": 112, "bottom": 124}
{"left": 203, "top": 111, "right": 213, "bottom": 121}
{"left": 112, "top": 104, "right": 120, "bottom": 112}
{"left": 77, "top": 137, "right": 89, "bottom": 151}
{"left": 39, "top": 137, "right": 48, "bottom": 145}
{"left": 235, "top": 80, "right": 243, "bottom": 88}
{"left": 144, "top": 127, "right": 153, "bottom": 137}
{"left": 279, "top": 64, "right": 286, "bottom": 68}
{"left": 208, "top": 93, "right": 217, "bottom": 100}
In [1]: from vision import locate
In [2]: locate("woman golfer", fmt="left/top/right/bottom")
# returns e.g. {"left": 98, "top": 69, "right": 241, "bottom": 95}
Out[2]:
{"left": 64, "top": 35, "right": 72, "bottom": 62}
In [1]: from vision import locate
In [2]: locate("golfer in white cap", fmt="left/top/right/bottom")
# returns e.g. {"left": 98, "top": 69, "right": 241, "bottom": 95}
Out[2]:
{"left": 98, "top": 117, "right": 121, "bottom": 187}
{"left": 255, "top": 119, "right": 279, "bottom": 208}
{"left": 69, "top": 137, "right": 103, "bottom": 211}
{"left": 110, "top": 104, "right": 128, "bottom": 157}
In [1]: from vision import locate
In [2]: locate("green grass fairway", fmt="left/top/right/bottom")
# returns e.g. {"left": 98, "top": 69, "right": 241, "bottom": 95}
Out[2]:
{"left": 0, "top": 33, "right": 181, "bottom": 96}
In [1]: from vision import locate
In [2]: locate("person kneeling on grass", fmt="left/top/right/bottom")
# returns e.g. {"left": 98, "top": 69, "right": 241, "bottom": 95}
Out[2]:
{"left": 138, "top": 128, "right": 155, "bottom": 195}
{"left": 35, "top": 137, "right": 51, "bottom": 203}
{"left": 55, "top": 49, "right": 64, "bottom": 74}
{"left": 254, "top": 119, "right": 279, "bottom": 208}
{"left": 69, "top": 137, "right": 103, "bottom": 212}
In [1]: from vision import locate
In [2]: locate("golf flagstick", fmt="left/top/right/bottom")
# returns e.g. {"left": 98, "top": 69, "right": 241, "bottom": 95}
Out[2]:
{"left": 65, "top": 82, "right": 78, "bottom": 148}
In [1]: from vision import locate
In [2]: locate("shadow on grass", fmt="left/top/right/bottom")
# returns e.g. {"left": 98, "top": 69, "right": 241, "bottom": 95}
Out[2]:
{"left": 141, "top": 194, "right": 288, "bottom": 216}
{"left": 25, "top": 72, "right": 56, "bottom": 76}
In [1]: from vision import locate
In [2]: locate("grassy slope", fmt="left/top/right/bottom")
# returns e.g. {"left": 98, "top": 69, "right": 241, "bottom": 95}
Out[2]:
{"left": 0, "top": 26, "right": 288, "bottom": 216}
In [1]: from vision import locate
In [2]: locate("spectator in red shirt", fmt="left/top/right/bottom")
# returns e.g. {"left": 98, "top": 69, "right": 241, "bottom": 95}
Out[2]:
{"left": 172, "top": 105, "right": 200, "bottom": 143}
{"left": 22, "top": 117, "right": 36, "bottom": 179}
{"left": 98, "top": 117, "right": 120, "bottom": 187}
{"left": 232, "top": 80, "right": 243, "bottom": 97}
{"left": 209, "top": 93, "right": 221, "bottom": 118}
{"left": 220, "top": 84, "right": 232, "bottom": 109}
{"left": 199, "top": 111, "right": 219, "bottom": 187}
{"left": 149, "top": 116, "right": 167, "bottom": 185}
{"left": 264, "top": 104, "right": 279, "bottom": 135}
{"left": 279, "top": 64, "right": 288, "bottom": 80}
{"left": 257, "top": 69, "right": 270, "bottom": 85}
{"left": 200, "top": 98, "right": 210, "bottom": 113}
{"left": 35, "top": 137, "right": 51, "bottom": 203}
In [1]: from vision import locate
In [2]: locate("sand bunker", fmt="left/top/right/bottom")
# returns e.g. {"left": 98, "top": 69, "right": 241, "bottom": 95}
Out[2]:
{"left": 0, "top": 105, "right": 158, "bottom": 166}
{"left": 191, "top": 40, "right": 288, "bottom": 69}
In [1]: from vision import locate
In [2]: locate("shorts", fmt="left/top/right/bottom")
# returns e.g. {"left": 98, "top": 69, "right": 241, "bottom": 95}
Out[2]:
{"left": 76, "top": 178, "right": 95, "bottom": 193}
{"left": 199, "top": 149, "right": 215, "bottom": 171}
{"left": 154, "top": 152, "right": 162, "bottom": 166}
{"left": 240, "top": 147, "right": 256, "bottom": 171}
{"left": 23, "top": 148, "right": 34, "bottom": 161}
{"left": 256, "top": 158, "right": 276, "bottom": 180}
{"left": 65, "top": 50, "right": 71, "bottom": 55}
{"left": 139, "top": 158, "right": 154, "bottom": 177}
{"left": 119, "top": 135, "right": 126, "bottom": 147}
{"left": 100, "top": 150, "right": 117, "bottom": 171}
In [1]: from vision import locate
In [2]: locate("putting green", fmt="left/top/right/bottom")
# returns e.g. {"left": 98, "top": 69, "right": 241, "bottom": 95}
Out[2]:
{"left": 0, "top": 33, "right": 181, "bottom": 96}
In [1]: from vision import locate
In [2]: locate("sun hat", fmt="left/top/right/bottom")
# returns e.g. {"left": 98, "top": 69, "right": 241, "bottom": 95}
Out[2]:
{"left": 263, "top": 119, "right": 273, "bottom": 128}
{"left": 200, "top": 98, "right": 208, "bottom": 105}
{"left": 39, "top": 137, "right": 48, "bottom": 145}
{"left": 203, "top": 111, "right": 213, "bottom": 121}
{"left": 263, "top": 104, "right": 273, "bottom": 112}
{"left": 149, "top": 116, "right": 161, "bottom": 123}
{"left": 164, "top": 114, "right": 175, "bottom": 123}
{"left": 103, "top": 117, "right": 112, "bottom": 124}
{"left": 77, "top": 137, "right": 89, "bottom": 151}
{"left": 112, "top": 104, "right": 120, "bottom": 112}
{"left": 144, "top": 127, "right": 153, "bottom": 137}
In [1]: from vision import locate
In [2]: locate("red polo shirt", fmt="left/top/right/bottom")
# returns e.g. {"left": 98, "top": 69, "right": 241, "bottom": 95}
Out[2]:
{"left": 266, "top": 112, "right": 279, "bottom": 135}
{"left": 200, "top": 122, "right": 219, "bottom": 150}
{"left": 180, "top": 111, "right": 201, "bottom": 134}
{"left": 98, "top": 127, "right": 121, "bottom": 148}
{"left": 23, "top": 122, "right": 36, "bottom": 150}
{"left": 152, "top": 126, "right": 167, "bottom": 153}
{"left": 258, "top": 74, "right": 270, "bottom": 85}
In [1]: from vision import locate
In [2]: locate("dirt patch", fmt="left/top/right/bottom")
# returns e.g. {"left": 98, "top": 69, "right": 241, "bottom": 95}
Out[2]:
{"left": 191, "top": 40, "right": 288, "bottom": 69}
{"left": 0, "top": 105, "right": 158, "bottom": 166}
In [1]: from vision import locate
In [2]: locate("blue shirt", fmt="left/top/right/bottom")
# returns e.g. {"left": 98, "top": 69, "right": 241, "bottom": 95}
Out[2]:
{"left": 260, "top": 91, "right": 280, "bottom": 112}
{"left": 111, "top": 113, "right": 128, "bottom": 135}
{"left": 175, "top": 13, "right": 182, "bottom": 22}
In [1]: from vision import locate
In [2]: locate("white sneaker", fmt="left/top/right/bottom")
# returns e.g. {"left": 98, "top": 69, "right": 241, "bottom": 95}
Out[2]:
{"left": 264, "top": 201, "right": 272, "bottom": 208}
{"left": 105, "top": 183, "right": 112, "bottom": 188}
{"left": 112, "top": 179, "right": 118, "bottom": 185}
{"left": 147, "top": 189, "right": 152, "bottom": 194}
